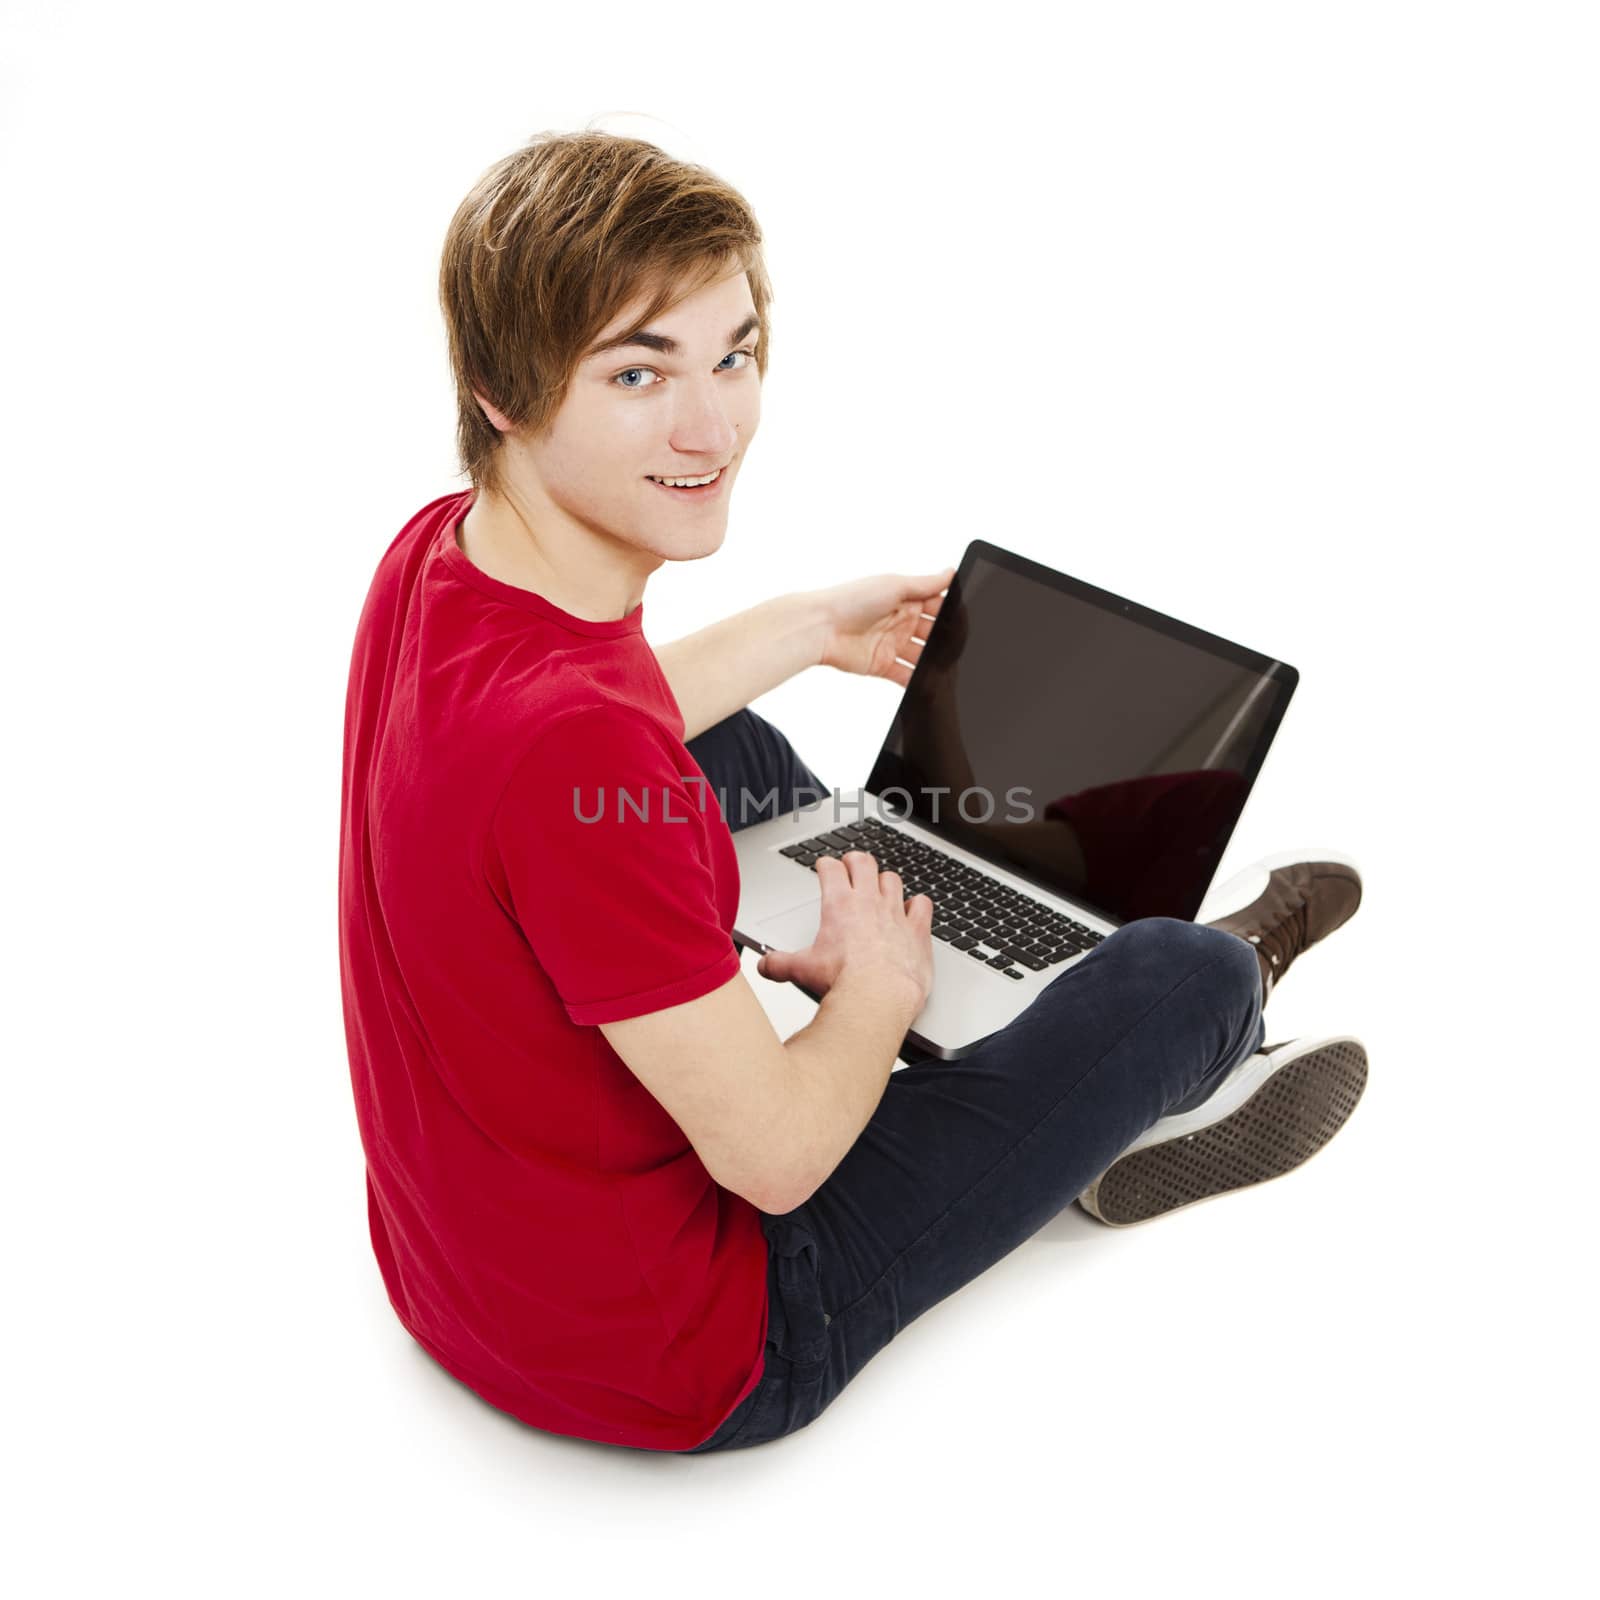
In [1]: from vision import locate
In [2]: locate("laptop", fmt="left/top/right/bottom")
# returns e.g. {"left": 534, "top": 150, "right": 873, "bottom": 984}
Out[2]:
{"left": 730, "top": 538, "right": 1298, "bottom": 1060}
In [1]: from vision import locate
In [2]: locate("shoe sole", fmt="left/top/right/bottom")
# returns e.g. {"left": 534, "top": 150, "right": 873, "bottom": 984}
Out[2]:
{"left": 1076, "top": 1036, "right": 1369, "bottom": 1226}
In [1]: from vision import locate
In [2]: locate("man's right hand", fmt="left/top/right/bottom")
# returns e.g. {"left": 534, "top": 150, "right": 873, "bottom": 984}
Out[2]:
{"left": 756, "top": 851, "right": 934, "bottom": 1009}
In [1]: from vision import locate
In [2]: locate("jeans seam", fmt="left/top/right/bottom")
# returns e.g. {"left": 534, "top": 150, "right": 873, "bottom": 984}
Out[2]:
{"left": 821, "top": 946, "right": 1250, "bottom": 1326}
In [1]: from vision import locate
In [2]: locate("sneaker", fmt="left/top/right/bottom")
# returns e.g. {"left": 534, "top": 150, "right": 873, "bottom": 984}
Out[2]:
{"left": 1076, "top": 1036, "right": 1369, "bottom": 1226}
{"left": 1201, "top": 849, "right": 1363, "bottom": 1002}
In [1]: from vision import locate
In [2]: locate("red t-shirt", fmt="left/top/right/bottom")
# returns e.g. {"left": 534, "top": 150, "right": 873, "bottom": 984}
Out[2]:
{"left": 338, "top": 488, "right": 769, "bottom": 1451}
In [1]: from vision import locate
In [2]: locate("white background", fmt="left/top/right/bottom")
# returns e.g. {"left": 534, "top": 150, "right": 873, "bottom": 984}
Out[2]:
{"left": 4, "top": 1, "right": 1595, "bottom": 1594}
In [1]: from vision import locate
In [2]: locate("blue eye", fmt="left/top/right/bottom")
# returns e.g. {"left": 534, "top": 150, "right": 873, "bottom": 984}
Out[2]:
{"left": 612, "top": 349, "right": 755, "bottom": 389}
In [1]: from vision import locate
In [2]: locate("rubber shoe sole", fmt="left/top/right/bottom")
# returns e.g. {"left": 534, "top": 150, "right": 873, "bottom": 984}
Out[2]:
{"left": 1076, "top": 1036, "right": 1369, "bottom": 1226}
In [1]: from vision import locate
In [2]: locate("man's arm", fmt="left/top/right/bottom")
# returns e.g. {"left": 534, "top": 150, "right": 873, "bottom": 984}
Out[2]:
{"left": 598, "top": 961, "right": 923, "bottom": 1214}
{"left": 655, "top": 591, "right": 830, "bottom": 742}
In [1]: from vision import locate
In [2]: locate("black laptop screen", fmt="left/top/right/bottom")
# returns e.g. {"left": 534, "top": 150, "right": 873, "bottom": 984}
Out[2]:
{"left": 864, "top": 541, "right": 1297, "bottom": 926}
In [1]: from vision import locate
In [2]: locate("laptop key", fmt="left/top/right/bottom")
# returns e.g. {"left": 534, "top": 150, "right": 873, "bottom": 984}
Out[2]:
{"left": 1003, "top": 968, "right": 1025, "bottom": 980}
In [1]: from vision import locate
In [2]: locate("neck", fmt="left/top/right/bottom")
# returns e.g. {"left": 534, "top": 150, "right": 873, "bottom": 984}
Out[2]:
{"left": 458, "top": 488, "right": 652, "bottom": 623}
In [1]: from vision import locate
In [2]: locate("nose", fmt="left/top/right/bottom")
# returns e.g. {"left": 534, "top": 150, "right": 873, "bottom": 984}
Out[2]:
{"left": 667, "top": 375, "right": 740, "bottom": 463}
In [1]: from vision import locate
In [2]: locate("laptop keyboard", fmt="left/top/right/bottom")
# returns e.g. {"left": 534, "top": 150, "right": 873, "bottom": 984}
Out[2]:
{"left": 779, "top": 815, "right": 1107, "bottom": 981}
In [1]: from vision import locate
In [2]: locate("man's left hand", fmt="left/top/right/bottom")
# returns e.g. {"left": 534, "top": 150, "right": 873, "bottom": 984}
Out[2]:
{"left": 814, "top": 566, "right": 957, "bottom": 686}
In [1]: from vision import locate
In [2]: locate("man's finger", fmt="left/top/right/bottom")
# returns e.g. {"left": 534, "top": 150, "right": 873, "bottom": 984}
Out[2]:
{"left": 842, "top": 849, "right": 878, "bottom": 888}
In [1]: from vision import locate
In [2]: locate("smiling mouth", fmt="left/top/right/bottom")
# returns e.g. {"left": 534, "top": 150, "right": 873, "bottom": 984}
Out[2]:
{"left": 646, "top": 466, "right": 726, "bottom": 487}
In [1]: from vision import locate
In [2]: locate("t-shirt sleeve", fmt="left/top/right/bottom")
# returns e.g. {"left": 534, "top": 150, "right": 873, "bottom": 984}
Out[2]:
{"left": 485, "top": 704, "right": 741, "bottom": 1026}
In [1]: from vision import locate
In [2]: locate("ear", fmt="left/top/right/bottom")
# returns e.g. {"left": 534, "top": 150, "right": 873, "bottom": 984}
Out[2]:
{"left": 471, "top": 388, "right": 515, "bottom": 434}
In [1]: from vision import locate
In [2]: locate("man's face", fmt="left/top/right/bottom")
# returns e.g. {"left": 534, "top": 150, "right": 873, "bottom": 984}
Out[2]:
{"left": 513, "top": 265, "right": 762, "bottom": 563}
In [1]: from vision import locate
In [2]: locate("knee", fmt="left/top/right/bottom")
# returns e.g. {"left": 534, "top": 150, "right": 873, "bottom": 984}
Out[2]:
{"left": 695, "top": 706, "right": 763, "bottom": 746}
{"left": 1104, "top": 916, "right": 1261, "bottom": 1013}
{"left": 690, "top": 709, "right": 829, "bottom": 833}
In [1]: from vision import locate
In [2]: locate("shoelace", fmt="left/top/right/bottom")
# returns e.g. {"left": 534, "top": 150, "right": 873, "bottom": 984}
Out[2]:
{"left": 1249, "top": 897, "right": 1311, "bottom": 993}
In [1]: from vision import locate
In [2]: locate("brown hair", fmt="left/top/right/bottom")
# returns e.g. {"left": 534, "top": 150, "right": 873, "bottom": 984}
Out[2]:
{"left": 438, "top": 130, "right": 773, "bottom": 498}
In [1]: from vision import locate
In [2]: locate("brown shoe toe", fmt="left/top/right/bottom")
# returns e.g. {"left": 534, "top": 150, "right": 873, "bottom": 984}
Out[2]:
{"left": 1202, "top": 852, "right": 1363, "bottom": 1000}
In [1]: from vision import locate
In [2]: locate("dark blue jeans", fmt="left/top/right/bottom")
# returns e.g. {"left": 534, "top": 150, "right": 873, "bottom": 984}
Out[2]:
{"left": 675, "top": 708, "right": 1266, "bottom": 1453}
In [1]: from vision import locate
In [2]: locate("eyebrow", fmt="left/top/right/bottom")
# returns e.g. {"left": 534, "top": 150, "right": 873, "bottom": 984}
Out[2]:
{"left": 588, "top": 312, "right": 761, "bottom": 361}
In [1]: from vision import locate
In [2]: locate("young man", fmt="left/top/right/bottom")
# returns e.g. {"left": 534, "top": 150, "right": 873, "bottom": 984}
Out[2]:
{"left": 338, "top": 131, "right": 1368, "bottom": 1457}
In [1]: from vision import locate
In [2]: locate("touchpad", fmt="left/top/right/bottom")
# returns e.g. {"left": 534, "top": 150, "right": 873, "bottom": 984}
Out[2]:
{"left": 752, "top": 898, "right": 822, "bottom": 952}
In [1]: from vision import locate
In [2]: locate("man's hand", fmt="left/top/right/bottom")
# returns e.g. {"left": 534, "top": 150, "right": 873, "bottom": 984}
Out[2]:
{"left": 756, "top": 851, "right": 935, "bottom": 1006}
{"left": 814, "top": 567, "right": 957, "bottom": 686}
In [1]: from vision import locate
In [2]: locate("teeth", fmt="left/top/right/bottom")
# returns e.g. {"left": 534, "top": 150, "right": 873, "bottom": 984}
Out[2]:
{"left": 650, "top": 469, "right": 721, "bottom": 487}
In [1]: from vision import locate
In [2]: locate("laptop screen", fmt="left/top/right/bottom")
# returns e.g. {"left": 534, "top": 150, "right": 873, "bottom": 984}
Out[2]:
{"left": 865, "top": 540, "right": 1298, "bottom": 926}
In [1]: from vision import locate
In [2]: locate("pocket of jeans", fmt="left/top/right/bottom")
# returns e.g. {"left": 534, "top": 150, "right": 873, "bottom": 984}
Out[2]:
{"left": 763, "top": 1222, "right": 829, "bottom": 1365}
